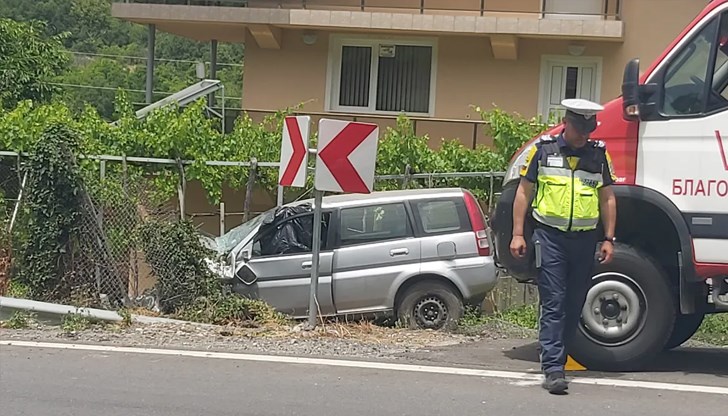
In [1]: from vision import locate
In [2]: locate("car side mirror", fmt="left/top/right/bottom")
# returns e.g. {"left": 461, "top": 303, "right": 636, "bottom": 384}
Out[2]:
{"left": 622, "top": 58, "right": 660, "bottom": 121}
{"left": 622, "top": 58, "right": 641, "bottom": 120}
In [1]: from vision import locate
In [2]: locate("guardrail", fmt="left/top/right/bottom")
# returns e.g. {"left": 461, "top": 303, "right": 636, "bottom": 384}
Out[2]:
{"left": 115, "top": 0, "right": 622, "bottom": 20}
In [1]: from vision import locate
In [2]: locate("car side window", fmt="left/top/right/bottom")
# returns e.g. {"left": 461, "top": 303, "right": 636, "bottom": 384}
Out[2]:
{"left": 411, "top": 198, "right": 471, "bottom": 235}
{"left": 661, "top": 11, "right": 728, "bottom": 116}
{"left": 339, "top": 203, "right": 412, "bottom": 246}
{"left": 251, "top": 213, "right": 330, "bottom": 258}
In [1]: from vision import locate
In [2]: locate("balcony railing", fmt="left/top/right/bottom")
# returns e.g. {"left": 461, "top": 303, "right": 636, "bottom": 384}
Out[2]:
{"left": 116, "top": 0, "right": 622, "bottom": 20}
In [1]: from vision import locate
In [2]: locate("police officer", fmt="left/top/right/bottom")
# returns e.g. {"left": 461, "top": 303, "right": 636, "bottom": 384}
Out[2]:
{"left": 510, "top": 98, "right": 617, "bottom": 394}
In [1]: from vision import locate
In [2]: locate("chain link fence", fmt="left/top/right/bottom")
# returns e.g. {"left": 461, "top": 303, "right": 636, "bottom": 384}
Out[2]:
{"left": 80, "top": 164, "right": 181, "bottom": 310}
{"left": 1, "top": 151, "right": 520, "bottom": 314}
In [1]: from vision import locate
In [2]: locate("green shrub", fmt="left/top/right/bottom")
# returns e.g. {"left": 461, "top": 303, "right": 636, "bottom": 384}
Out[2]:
{"left": 138, "top": 219, "right": 217, "bottom": 314}
{"left": 14, "top": 123, "right": 85, "bottom": 300}
{"left": 138, "top": 218, "right": 288, "bottom": 325}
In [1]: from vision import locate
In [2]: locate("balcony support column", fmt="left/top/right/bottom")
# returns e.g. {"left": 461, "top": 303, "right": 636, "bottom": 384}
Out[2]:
{"left": 208, "top": 39, "right": 218, "bottom": 107}
{"left": 146, "top": 24, "right": 156, "bottom": 104}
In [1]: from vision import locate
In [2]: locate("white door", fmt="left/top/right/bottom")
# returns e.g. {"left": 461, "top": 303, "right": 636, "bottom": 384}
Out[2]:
{"left": 540, "top": 57, "right": 601, "bottom": 122}
{"left": 637, "top": 7, "right": 728, "bottom": 264}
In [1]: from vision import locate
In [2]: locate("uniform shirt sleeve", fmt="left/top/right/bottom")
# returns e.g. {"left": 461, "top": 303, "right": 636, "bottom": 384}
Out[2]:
{"left": 602, "top": 149, "right": 617, "bottom": 186}
{"left": 520, "top": 145, "right": 540, "bottom": 183}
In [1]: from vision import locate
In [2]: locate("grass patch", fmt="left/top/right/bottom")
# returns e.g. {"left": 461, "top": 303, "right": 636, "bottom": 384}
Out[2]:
{"left": 457, "top": 304, "right": 539, "bottom": 339}
{"left": 460, "top": 304, "right": 539, "bottom": 329}
{"left": 495, "top": 304, "right": 539, "bottom": 330}
{"left": 118, "top": 308, "right": 133, "bottom": 327}
{"left": 175, "top": 295, "right": 291, "bottom": 327}
{"left": 6, "top": 280, "right": 30, "bottom": 298}
{"left": 0, "top": 311, "right": 36, "bottom": 329}
{"left": 61, "top": 313, "right": 96, "bottom": 333}
{"left": 694, "top": 313, "right": 728, "bottom": 346}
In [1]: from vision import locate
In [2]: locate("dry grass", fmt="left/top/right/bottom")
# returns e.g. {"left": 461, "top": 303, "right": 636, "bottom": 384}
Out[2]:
{"left": 241, "top": 317, "right": 470, "bottom": 347}
{"left": 127, "top": 307, "right": 161, "bottom": 317}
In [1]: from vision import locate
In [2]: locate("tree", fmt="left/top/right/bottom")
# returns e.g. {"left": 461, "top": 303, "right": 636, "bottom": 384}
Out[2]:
{"left": 0, "top": 18, "right": 70, "bottom": 108}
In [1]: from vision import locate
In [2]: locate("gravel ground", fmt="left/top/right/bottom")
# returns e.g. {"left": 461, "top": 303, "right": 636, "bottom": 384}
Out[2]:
{"left": 0, "top": 317, "right": 536, "bottom": 359}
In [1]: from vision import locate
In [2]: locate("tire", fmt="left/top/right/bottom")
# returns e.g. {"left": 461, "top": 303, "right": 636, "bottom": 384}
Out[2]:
{"left": 396, "top": 280, "right": 464, "bottom": 331}
{"left": 568, "top": 243, "right": 676, "bottom": 372}
{"left": 664, "top": 313, "right": 705, "bottom": 350}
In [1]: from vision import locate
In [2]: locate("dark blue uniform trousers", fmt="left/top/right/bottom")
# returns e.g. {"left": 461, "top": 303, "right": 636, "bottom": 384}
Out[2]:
{"left": 532, "top": 226, "right": 599, "bottom": 375}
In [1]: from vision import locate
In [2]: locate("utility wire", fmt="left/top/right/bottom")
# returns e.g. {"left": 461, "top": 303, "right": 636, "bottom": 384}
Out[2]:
{"left": 70, "top": 51, "right": 244, "bottom": 67}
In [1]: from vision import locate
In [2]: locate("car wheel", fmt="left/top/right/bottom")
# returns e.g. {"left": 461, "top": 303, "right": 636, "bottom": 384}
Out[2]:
{"left": 396, "top": 280, "right": 464, "bottom": 331}
{"left": 568, "top": 243, "right": 676, "bottom": 371}
{"left": 664, "top": 313, "right": 705, "bottom": 350}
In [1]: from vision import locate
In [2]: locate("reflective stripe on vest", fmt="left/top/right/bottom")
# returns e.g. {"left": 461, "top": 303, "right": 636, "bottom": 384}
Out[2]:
{"left": 532, "top": 145, "right": 603, "bottom": 232}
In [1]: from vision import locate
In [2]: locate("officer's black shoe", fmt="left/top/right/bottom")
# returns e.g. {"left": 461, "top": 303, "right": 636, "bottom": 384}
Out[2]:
{"left": 542, "top": 371, "right": 569, "bottom": 395}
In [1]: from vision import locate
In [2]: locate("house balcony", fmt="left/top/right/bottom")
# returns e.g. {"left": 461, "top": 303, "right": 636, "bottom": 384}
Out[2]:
{"left": 112, "top": 0, "right": 624, "bottom": 56}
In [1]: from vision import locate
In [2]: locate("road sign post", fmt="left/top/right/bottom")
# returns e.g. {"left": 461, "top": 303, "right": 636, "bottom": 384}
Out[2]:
{"left": 307, "top": 187, "right": 324, "bottom": 328}
{"left": 278, "top": 116, "right": 379, "bottom": 328}
{"left": 305, "top": 119, "right": 380, "bottom": 328}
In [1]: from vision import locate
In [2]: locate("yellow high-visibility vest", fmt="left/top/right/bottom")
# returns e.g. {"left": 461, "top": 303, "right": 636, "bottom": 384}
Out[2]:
{"left": 532, "top": 140, "right": 604, "bottom": 232}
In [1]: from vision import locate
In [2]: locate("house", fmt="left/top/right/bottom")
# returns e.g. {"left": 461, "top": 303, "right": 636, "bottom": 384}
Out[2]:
{"left": 112, "top": 0, "right": 706, "bottom": 149}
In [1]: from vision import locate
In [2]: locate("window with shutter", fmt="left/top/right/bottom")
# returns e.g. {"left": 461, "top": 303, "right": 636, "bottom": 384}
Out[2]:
{"left": 328, "top": 36, "right": 436, "bottom": 116}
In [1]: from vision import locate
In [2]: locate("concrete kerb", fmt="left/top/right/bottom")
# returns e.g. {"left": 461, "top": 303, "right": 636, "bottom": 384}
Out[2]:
{"left": 0, "top": 296, "right": 207, "bottom": 327}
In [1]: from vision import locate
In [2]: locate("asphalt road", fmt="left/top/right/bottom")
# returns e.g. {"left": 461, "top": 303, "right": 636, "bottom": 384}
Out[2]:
{"left": 1, "top": 343, "right": 726, "bottom": 416}
{"left": 397, "top": 338, "right": 728, "bottom": 388}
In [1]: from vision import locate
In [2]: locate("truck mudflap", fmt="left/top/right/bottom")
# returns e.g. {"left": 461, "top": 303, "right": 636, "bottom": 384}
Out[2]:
{"left": 489, "top": 179, "right": 538, "bottom": 283}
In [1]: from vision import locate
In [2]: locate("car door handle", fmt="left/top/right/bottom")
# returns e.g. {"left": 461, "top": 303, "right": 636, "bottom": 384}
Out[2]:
{"left": 390, "top": 248, "right": 409, "bottom": 257}
{"left": 302, "top": 261, "right": 312, "bottom": 270}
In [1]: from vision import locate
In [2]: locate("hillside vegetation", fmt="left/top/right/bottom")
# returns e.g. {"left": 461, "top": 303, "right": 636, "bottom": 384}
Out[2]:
{"left": 0, "top": 0, "right": 244, "bottom": 119}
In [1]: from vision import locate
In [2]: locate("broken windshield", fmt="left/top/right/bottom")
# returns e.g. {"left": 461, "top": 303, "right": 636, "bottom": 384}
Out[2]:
{"left": 214, "top": 208, "right": 274, "bottom": 255}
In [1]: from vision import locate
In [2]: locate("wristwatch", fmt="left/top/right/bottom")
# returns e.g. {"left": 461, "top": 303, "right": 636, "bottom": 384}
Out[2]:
{"left": 604, "top": 236, "right": 616, "bottom": 243}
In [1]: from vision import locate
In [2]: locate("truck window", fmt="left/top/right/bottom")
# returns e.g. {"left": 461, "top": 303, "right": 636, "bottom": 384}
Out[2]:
{"left": 661, "top": 11, "right": 728, "bottom": 116}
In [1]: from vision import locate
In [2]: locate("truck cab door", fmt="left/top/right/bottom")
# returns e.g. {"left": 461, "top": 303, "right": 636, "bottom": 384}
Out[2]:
{"left": 636, "top": 7, "right": 728, "bottom": 264}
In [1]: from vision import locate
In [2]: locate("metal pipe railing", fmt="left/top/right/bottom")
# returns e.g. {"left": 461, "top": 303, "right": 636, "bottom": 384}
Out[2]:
{"left": 117, "top": 0, "right": 622, "bottom": 20}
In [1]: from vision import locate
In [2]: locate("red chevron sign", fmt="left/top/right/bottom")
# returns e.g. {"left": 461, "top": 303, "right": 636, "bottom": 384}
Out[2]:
{"left": 315, "top": 119, "right": 379, "bottom": 194}
{"left": 279, "top": 116, "right": 310, "bottom": 188}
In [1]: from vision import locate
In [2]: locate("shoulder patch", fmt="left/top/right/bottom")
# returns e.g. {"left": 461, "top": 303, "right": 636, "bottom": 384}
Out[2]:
{"left": 537, "top": 134, "right": 557, "bottom": 143}
{"left": 535, "top": 134, "right": 557, "bottom": 148}
{"left": 519, "top": 144, "right": 539, "bottom": 178}
{"left": 604, "top": 150, "right": 618, "bottom": 182}
{"left": 591, "top": 139, "right": 607, "bottom": 149}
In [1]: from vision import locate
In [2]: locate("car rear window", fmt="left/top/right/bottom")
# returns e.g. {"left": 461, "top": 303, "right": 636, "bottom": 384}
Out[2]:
{"left": 412, "top": 198, "right": 470, "bottom": 235}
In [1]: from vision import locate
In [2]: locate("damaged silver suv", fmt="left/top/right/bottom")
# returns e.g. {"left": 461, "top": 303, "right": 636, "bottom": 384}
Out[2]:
{"left": 203, "top": 188, "right": 498, "bottom": 330}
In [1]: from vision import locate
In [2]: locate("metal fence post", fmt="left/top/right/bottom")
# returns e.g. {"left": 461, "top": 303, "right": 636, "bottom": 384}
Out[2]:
{"left": 489, "top": 174, "right": 495, "bottom": 213}
{"left": 8, "top": 169, "right": 27, "bottom": 234}
{"left": 176, "top": 158, "right": 186, "bottom": 221}
{"left": 402, "top": 164, "right": 412, "bottom": 189}
{"left": 96, "top": 160, "right": 106, "bottom": 299}
{"left": 277, "top": 184, "right": 284, "bottom": 207}
{"left": 219, "top": 202, "right": 226, "bottom": 236}
{"left": 243, "top": 157, "right": 258, "bottom": 222}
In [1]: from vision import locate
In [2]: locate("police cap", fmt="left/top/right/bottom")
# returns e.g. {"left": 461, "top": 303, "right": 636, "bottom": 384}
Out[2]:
{"left": 561, "top": 98, "right": 604, "bottom": 134}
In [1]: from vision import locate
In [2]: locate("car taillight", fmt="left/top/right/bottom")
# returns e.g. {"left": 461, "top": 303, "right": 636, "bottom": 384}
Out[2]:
{"left": 463, "top": 190, "right": 491, "bottom": 256}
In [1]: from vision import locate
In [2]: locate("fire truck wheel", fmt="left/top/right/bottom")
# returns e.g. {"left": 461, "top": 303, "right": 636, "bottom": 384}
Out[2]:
{"left": 664, "top": 313, "right": 705, "bottom": 350}
{"left": 568, "top": 243, "right": 676, "bottom": 372}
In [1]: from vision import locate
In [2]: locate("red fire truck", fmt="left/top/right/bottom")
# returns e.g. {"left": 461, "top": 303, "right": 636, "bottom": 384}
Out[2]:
{"left": 491, "top": 0, "right": 728, "bottom": 371}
